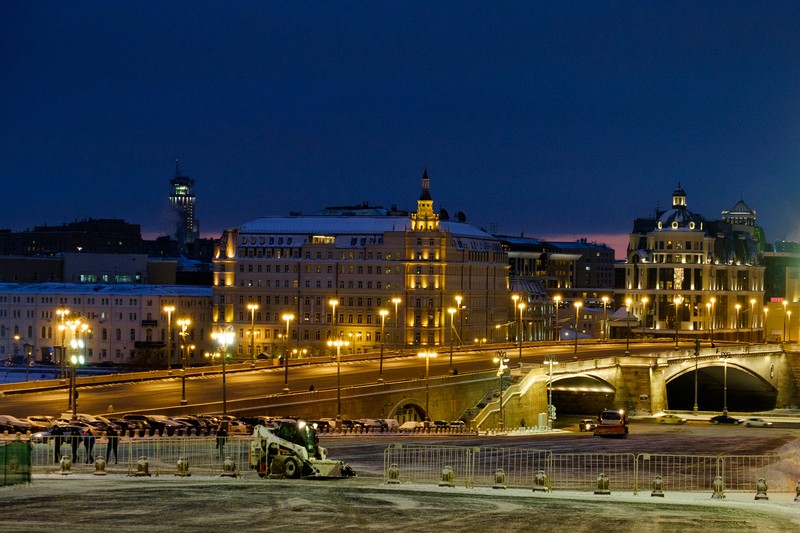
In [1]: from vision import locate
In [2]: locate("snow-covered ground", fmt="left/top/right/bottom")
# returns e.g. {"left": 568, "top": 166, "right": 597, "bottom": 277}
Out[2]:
{"left": 3, "top": 474, "right": 799, "bottom": 532}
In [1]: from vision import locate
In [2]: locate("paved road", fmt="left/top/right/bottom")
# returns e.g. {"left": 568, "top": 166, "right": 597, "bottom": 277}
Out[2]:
{"left": 0, "top": 340, "right": 732, "bottom": 419}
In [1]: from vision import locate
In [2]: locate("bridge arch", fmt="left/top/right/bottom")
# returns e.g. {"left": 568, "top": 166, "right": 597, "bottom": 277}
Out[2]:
{"left": 550, "top": 374, "right": 617, "bottom": 415}
{"left": 665, "top": 362, "right": 777, "bottom": 412}
{"left": 386, "top": 398, "right": 426, "bottom": 423}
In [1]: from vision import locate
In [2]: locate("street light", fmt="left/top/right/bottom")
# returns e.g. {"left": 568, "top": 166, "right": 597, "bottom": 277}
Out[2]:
{"left": 572, "top": 301, "right": 582, "bottom": 356}
{"left": 763, "top": 306, "right": 769, "bottom": 342}
{"left": 544, "top": 355, "right": 558, "bottom": 429}
{"left": 710, "top": 297, "right": 716, "bottom": 347}
{"left": 625, "top": 298, "right": 632, "bottom": 354}
{"left": 329, "top": 298, "right": 339, "bottom": 341}
{"left": 783, "top": 300, "right": 788, "bottom": 342}
{"left": 601, "top": 296, "right": 609, "bottom": 342}
{"left": 493, "top": 351, "right": 509, "bottom": 430}
{"left": 642, "top": 296, "right": 649, "bottom": 331}
{"left": 749, "top": 298, "right": 756, "bottom": 331}
{"left": 68, "top": 348, "right": 85, "bottom": 421}
{"left": 163, "top": 305, "right": 175, "bottom": 374}
{"left": 553, "top": 295, "right": 562, "bottom": 342}
{"left": 180, "top": 342, "right": 195, "bottom": 406}
{"left": 56, "top": 307, "right": 70, "bottom": 381}
{"left": 211, "top": 325, "right": 234, "bottom": 416}
{"left": 378, "top": 309, "right": 389, "bottom": 382}
{"left": 282, "top": 313, "right": 295, "bottom": 392}
{"left": 447, "top": 307, "right": 457, "bottom": 373}
{"left": 455, "top": 295, "right": 464, "bottom": 347}
{"left": 720, "top": 352, "right": 731, "bottom": 416}
{"left": 511, "top": 294, "right": 520, "bottom": 341}
{"left": 418, "top": 350, "right": 438, "bottom": 425}
{"left": 788, "top": 310, "right": 792, "bottom": 343}
{"left": 247, "top": 303, "right": 259, "bottom": 367}
{"left": 391, "top": 297, "right": 402, "bottom": 351}
{"left": 693, "top": 338, "right": 700, "bottom": 416}
{"left": 673, "top": 296, "right": 683, "bottom": 350}
{"left": 517, "top": 301, "right": 526, "bottom": 365}
{"left": 177, "top": 318, "right": 191, "bottom": 405}
{"left": 327, "top": 339, "right": 349, "bottom": 426}
{"left": 735, "top": 303, "right": 741, "bottom": 343}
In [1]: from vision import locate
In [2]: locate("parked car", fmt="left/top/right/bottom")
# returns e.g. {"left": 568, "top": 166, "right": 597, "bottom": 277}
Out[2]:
{"left": 744, "top": 417, "right": 773, "bottom": 427}
{"left": 448, "top": 420, "right": 466, "bottom": 429}
{"left": 710, "top": 415, "right": 743, "bottom": 425}
{"left": 578, "top": 418, "right": 597, "bottom": 432}
{"left": 147, "top": 415, "right": 187, "bottom": 436}
{"left": 23, "top": 416, "right": 57, "bottom": 432}
{"left": 656, "top": 414, "right": 687, "bottom": 425}
{"left": 381, "top": 418, "right": 400, "bottom": 431}
{"left": 399, "top": 421, "right": 424, "bottom": 431}
{"left": 226, "top": 420, "right": 251, "bottom": 435}
{"left": 31, "top": 424, "right": 84, "bottom": 444}
{"left": 0, "top": 415, "right": 32, "bottom": 433}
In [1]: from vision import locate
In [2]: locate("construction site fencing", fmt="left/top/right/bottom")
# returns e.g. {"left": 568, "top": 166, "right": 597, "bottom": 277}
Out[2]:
{"left": 1, "top": 440, "right": 32, "bottom": 486}
{"left": 383, "top": 444, "right": 791, "bottom": 494}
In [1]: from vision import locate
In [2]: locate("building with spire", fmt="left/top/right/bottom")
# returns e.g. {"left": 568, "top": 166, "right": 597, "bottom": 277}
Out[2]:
{"left": 618, "top": 185, "right": 766, "bottom": 343}
{"left": 212, "top": 170, "right": 509, "bottom": 359}
{"left": 169, "top": 161, "right": 200, "bottom": 254}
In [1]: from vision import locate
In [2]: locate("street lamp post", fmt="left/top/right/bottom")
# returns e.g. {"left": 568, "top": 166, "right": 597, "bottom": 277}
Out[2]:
{"left": 211, "top": 326, "right": 234, "bottom": 416}
{"left": 783, "top": 300, "right": 788, "bottom": 342}
{"left": 601, "top": 296, "right": 609, "bottom": 342}
{"left": 692, "top": 338, "right": 700, "bottom": 415}
{"left": 517, "top": 301, "right": 526, "bottom": 365}
{"left": 710, "top": 297, "right": 716, "bottom": 347}
{"left": 247, "top": 303, "right": 259, "bottom": 367}
{"left": 455, "top": 295, "right": 464, "bottom": 348}
{"left": 447, "top": 307, "right": 457, "bottom": 373}
{"left": 493, "top": 351, "right": 508, "bottom": 430}
{"left": 573, "top": 301, "right": 582, "bottom": 357}
{"left": 163, "top": 305, "right": 175, "bottom": 374}
{"left": 68, "top": 349, "right": 85, "bottom": 421}
{"left": 511, "top": 294, "right": 520, "bottom": 342}
{"left": 545, "top": 354, "right": 558, "bottom": 429}
{"left": 177, "top": 318, "right": 191, "bottom": 405}
{"left": 673, "top": 296, "right": 683, "bottom": 350}
{"left": 391, "top": 297, "right": 402, "bottom": 351}
{"left": 642, "top": 296, "right": 649, "bottom": 331}
{"left": 329, "top": 298, "right": 339, "bottom": 341}
{"left": 282, "top": 313, "right": 295, "bottom": 392}
{"left": 378, "top": 309, "right": 389, "bottom": 382}
{"left": 788, "top": 310, "right": 792, "bottom": 343}
{"left": 721, "top": 352, "right": 731, "bottom": 416}
{"left": 735, "top": 303, "right": 741, "bottom": 343}
{"left": 553, "top": 295, "right": 562, "bottom": 342}
{"left": 327, "top": 339, "right": 349, "bottom": 426}
{"left": 749, "top": 298, "right": 756, "bottom": 331}
{"left": 625, "top": 298, "right": 632, "bottom": 354}
{"left": 56, "top": 307, "right": 70, "bottom": 381}
{"left": 418, "top": 350, "right": 437, "bottom": 426}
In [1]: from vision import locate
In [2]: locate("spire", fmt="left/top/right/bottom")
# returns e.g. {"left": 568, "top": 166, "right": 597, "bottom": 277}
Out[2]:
{"left": 420, "top": 167, "right": 432, "bottom": 201}
{"left": 175, "top": 159, "right": 181, "bottom": 177}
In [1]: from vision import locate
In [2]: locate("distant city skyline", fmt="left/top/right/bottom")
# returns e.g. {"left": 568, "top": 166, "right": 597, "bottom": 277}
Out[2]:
{"left": 3, "top": 3, "right": 800, "bottom": 258}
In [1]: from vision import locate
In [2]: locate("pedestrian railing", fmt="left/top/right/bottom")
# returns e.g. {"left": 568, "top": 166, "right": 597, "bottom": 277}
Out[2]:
{"left": 383, "top": 444, "right": 790, "bottom": 494}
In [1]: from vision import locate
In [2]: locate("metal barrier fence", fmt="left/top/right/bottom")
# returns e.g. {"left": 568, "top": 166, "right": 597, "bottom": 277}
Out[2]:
{"left": 383, "top": 444, "right": 790, "bottom": 494}
{"left": 26, "top": 435, "right": 257, "bottom": 477}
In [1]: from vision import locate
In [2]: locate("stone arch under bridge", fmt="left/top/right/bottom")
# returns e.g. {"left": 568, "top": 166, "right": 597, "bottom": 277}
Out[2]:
{"left": 549, "top": 374, "right": 618, "bottom": 415}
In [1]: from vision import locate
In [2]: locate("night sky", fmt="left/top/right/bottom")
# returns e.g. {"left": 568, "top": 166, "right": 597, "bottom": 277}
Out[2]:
{"left": 3, "top": 2, "right": 800, "bottom": 257}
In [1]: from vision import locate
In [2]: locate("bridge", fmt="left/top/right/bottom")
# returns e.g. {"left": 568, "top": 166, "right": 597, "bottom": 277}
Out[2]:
{"left": 2, "top": 344, "right": 797, "bottom": 428}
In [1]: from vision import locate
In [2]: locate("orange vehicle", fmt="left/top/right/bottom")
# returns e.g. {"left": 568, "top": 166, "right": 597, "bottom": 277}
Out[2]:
{"left": 593, "top": 409, "right": 629, "bottom": 438}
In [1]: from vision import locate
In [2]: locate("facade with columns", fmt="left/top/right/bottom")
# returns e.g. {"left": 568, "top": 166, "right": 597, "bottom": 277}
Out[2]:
{"left": 617, "top": 186, "right": 766, "bottom": 342}
{"left": 212, "top": 172, "right": 510, "bottom": 359}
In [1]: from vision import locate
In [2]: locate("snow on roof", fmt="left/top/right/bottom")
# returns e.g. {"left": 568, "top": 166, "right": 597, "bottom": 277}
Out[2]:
{"left": 0, "top": 283, "right": 212, "bottom": 297}
{"left": 236, "top": 216, "right": 494, "bottom": 239}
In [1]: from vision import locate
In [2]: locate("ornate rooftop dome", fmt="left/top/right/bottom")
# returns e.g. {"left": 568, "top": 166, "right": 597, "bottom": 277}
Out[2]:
{"left": 656, "top": 184, "right": 703, "bottom": 231}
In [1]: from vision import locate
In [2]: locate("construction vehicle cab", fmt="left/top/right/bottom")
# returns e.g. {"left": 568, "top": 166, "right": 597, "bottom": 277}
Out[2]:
{"left": 249, "top": 419, "right": 355, "bottom": 479}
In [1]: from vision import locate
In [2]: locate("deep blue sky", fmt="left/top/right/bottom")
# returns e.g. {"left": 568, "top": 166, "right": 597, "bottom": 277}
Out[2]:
{"left": 3, "top": 2, "right": 800, "bottom": 256}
